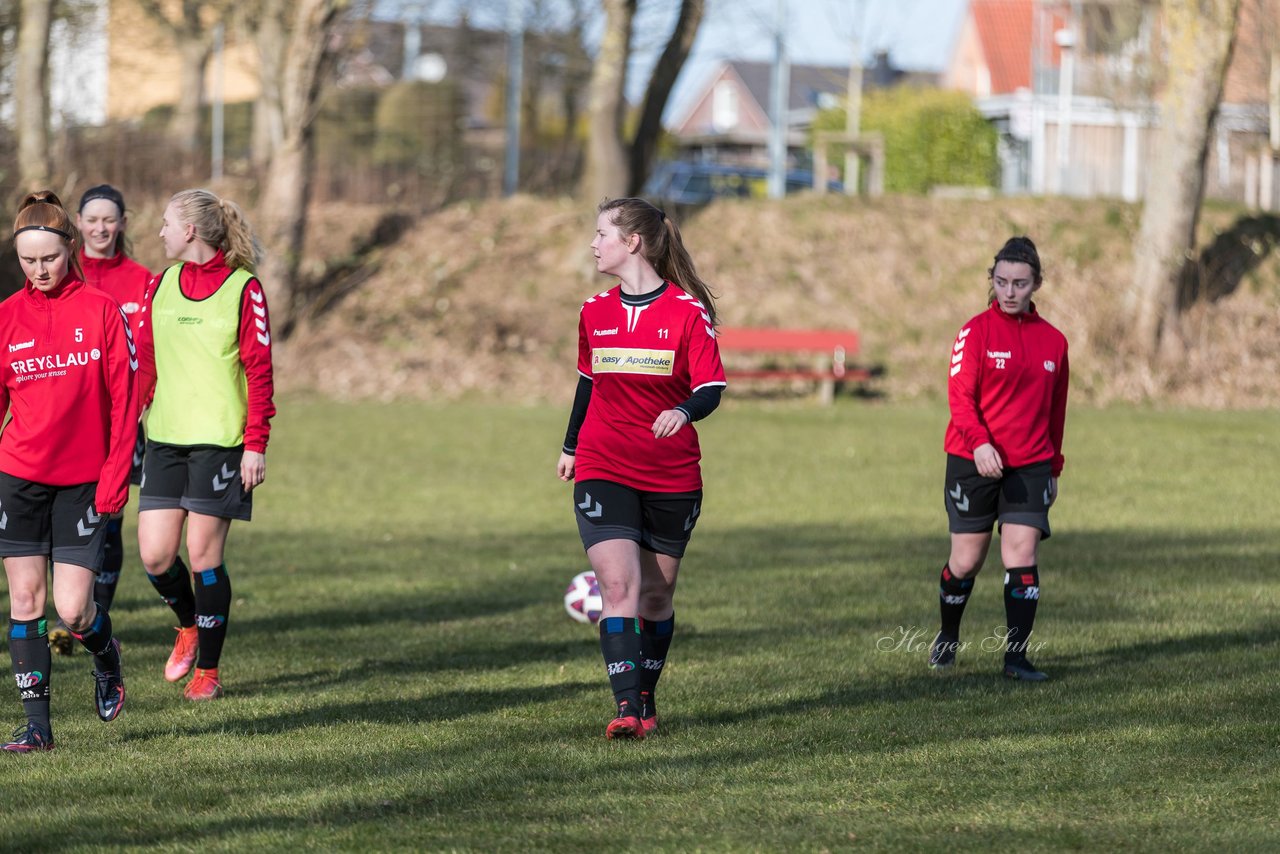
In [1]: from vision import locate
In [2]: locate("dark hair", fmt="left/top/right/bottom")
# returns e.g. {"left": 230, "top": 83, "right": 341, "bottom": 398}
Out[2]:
{"left": 988, "top": 236, "right": 1042, "bottom": 284}
{"left": 13, "top": 190, "right": 84, "bottom": 281}
{"left": 78, "top": 183, "right": 132, "bottom": 258}
{"left": 79, "top": 184, "right": 126, "bottom": 214}
{"left": 597, "top": 197, "right": 718, "bottom": 326}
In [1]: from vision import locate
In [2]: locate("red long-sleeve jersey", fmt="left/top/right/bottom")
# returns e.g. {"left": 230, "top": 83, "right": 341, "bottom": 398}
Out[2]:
{"left": 0, "top": 277, "right": 138, "bottom": 513}
{"left": 80, "top": 249, "right": 150, "bottom": 339}
{"left": 944, "top": 302, "right": 1069, "bottom": 476}
{"left": 135, "top": 250, "right": 275, "bottom": 453}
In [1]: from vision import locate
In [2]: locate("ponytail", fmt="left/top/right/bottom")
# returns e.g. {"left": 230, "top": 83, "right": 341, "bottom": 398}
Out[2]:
{"left": 13, "top": 190, "right": 84, "bottom": 281}
{"left": 598, "top": 197, "right": 718, "bottom": 326}
{"left": 169, "top": 188, "right": 263, "bottom": 274}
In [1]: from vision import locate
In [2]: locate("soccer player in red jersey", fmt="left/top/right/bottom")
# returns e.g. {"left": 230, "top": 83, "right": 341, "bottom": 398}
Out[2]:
{"left": 0, "top": 192, "right": 137, "bottom": 751}
{"left": 930, "top": 237, "right": 1070, "bottom": 681}
{"left": 135, "top": 189, "right": 275, "bottom": 702}
{"left": 557, "top": 198, "right": 726, "bottom": 739}
{"left": 73, "top": 184, "right": 152, "bottom": 618}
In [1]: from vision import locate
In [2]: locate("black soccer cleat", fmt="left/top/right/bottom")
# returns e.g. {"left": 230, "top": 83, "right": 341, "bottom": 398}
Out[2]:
{"left": 929, "top": 631, "right": 959, "bottom": 672}
{"left": 2, "top": 721, "right": 54, "bottom": 752}
{"left": 93, "top": 638, "right": 126, "bottom": 722}
{"left": 1003, "top": 658, "right": 1049, "bottom": 681}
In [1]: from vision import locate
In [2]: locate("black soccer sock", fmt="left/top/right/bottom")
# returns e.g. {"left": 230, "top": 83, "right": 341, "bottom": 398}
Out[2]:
{"left": 1003, "top": 565, "right": 1040, "bottom": 662}
{"left": 638, "top": 614, "right": 675, "bottom": 696}
{"left": 71, "top": 605, "right": 120, "bottom": 671}
{"left": 147, "top": 556, "right": 196, "bottom": 628}
{"left": 598, "top": 616, "right": 642, "bottom": 712}
{"left": 193, "top": 564, "right": 232, "bottom": 669}
{"left": 938, "top": 564, "right": 975, "bottom": 638}
{"left": 9, "top": 618, "right": 51, "bottom": 732}
{"left": 95, "top": 518, "right": 125, "bottom": 611}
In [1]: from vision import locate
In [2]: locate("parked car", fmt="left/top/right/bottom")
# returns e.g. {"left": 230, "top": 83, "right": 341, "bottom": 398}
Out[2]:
{"left": 642, "top": 161, "right": 841, "bottom": 207}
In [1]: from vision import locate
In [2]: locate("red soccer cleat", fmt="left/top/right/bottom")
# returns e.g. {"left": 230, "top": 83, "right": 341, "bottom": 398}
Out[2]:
{"left": 165, "top": 626, "right": 199, "bottom": 682}
{"left": 184, "top": 668, "right": 224, "bottom": 701}
{"left": 605, "top": 700, "right": 644, "bottom": 740}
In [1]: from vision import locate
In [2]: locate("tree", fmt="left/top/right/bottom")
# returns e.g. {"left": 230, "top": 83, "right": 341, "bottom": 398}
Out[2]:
{"left": 134, "top": 0, "right": 232, "bottom": 152}
{"left": 14, "top": 0, "right": 53, "bottom": 194}
{"left": 581, "top": 0, "right": 704, "bottom": 202}
{"left": 256, "top": 0, "right": 351, "bottom": 330}
{"left": 1127, "top": 0, "right": 1243, "bottom": 359}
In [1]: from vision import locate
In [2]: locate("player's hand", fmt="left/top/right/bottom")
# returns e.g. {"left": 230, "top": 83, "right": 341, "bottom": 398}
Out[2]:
{"left": 1047, "top": 477, "right": 1058, "bottom": 507}
{"left": 241, "top": 450, "right": 266, "bottom": 492}
{"left": 973, "top": 443, "right": 1003, "bottom": 479}
{"left": 557, "top": 452, "right": 576, "bottom": 481}
{"left": 651, "top": 409, "right": 689, "bottom": 438}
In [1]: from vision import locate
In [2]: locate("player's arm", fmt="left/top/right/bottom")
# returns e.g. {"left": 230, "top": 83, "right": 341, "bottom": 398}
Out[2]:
{"left": 654, "top": 307, "right": 726, "bottom": 438}
{"left": 96, "top": 305, "right": 138, "bottom": 515}
{"left": 1048, "top": 344, "right": 1069, "bottom": 491}
{"left": 947, "top": 323, "right": 1000, "bottom": 476}
{"left": 238, "top": 279, "right": 275, "bottom": 490}
{"left": 559, "top": 312, "right": 594, "bottom": 481}
{"left": 135, "top": 275, "right": 159, "bottom": 408}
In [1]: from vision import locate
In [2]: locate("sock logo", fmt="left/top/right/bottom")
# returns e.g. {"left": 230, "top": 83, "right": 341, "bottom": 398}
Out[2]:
{"left": 98, "top": 570, "right": 121, "bottom": 585}
{"left": 196, "top": 614, "right": 226, "bottom": 629}
{"left": 640, "top": 657, "right": 665, "bottom": 671}
{"left": 606, "top": 660, "right": 635, "bottom": 676}
{"left": 941, "top": 593, "right": 969, "bottom": 605}
{"left": 14, "top": 671, "right": 43, "bottom": 689}
{"left": 1012, "top": 586, "right": 1040, "bottom": 600}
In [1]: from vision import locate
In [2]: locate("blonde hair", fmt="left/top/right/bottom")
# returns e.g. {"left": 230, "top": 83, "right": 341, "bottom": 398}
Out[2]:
{"left": 598, "top": 197, "right": 718, "bottom": 326}
{"left": 14, "top": 190, "right": 85, "bottom": 281}
{"left": 169, "top": 188, "right": 263, "bottom": 273}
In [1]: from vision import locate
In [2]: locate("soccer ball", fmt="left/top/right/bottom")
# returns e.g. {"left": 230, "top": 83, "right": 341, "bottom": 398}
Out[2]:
{"left": 563, "top": 570, "right": 602, "bottom": 624}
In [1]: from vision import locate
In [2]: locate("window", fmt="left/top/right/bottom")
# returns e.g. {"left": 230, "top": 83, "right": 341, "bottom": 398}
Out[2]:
{"left": 712, "top": 81, "right": 739, "bottom": 132}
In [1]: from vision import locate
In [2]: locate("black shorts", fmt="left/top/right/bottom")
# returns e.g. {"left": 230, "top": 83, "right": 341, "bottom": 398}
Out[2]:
{"left": 139, "top": 442, "right": 252, "bottom": 521}
{"left": 944, "top": 454, "right": 1053, "bottom": 539}
{"left": 0, "top": 472, "right": 108, "bottom": 572}
{"left": 573, "top": 479, "right": 703, "bottom": 558}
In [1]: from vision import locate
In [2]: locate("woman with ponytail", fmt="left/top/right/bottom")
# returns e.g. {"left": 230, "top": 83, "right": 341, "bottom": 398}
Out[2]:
{"left": 0, "top": 191, "right": 136, "bottom": 751}
{"left": 135, "top": 188, "right": 275, "bottom": 702}
{"left": 556, "top": 197, "right": 726, "bottom": 739}
{"left": 70, "top": 184, "right": 153, "bottom": 620}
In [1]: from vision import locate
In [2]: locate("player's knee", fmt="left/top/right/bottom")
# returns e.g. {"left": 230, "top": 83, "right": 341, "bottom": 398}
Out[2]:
{"left": 7, "top": 587, "right": 43, "bottom": 619}
{"left": 56, "top": 601, "right": 94, "bottom": 632}
{"left": 947, "top": 558, "right": 984, "bottom": 579}
{"left": 638, "top": 585, "right": 674, "bottom": 614}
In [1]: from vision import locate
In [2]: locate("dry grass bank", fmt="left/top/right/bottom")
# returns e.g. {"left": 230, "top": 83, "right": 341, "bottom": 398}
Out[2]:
{"left": 278, "top": 194, "right": 1280, "bottom": 408}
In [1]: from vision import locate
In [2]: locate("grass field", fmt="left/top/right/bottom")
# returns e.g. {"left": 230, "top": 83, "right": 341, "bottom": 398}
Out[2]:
{"left": 0, "top": 399, "right": 1276, "bottom": 852}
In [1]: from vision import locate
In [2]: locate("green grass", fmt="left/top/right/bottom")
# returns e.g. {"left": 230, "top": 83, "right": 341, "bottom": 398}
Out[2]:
{"left": 1, "top": 400, "right": 1276, "bottom": 852}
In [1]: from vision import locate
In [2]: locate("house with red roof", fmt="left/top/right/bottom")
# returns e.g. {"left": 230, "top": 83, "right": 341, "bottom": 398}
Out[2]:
{"left": 945, "top": 0, "right": 1274, "bottom": 206}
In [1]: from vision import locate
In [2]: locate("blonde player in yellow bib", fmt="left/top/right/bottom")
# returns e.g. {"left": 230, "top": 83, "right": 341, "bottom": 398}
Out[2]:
{"left": 135, "top": 189, "right": 276, "bottom": 701}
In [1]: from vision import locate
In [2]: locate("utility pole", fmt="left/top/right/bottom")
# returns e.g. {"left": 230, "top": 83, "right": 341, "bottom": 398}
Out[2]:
{"left": 767, "top": 0, "right": 790, "bottom": 199}
{"left": 211, "top": 22, "right": 224, "bottom": 182}
{"left": 844, "top": 1, "right": 864, "bottom": 195}
{"left": 1054, "top": 24, "right": 1074, "bottom": 195}
{"left": 503, "top": 0, "right": 525, "bottom": 197}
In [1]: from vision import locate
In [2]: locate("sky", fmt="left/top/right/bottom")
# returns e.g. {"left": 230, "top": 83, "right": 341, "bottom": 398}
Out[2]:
{"left": 374, "top": 0, "right": 968, "bottom": 124}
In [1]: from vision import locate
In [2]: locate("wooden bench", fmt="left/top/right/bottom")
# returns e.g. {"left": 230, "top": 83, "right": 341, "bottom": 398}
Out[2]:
{"left": 717, "top": 326, "right": 876, "bottom": 404}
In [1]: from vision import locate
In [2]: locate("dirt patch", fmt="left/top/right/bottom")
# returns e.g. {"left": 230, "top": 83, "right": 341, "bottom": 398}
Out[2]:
{"left": 278, "top": 194, "right": 1280, "bottom": 408}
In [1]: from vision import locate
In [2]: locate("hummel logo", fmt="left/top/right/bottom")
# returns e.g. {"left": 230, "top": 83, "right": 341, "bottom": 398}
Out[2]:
{"left": 593, "top": 328, "right": 619, "bottom": 336}
{"left": 77, "top": 507, "right": 102, "bottom": 538}
{"left": 949, "top": 484, "right": 969, "bottom": 512}
{"left": 577, "top": 493, "right": 604, "bottom": 518}
{"left": 7, "top": 339, "right": 33, "bottom": 353}
{"left": 211, "top": 463, "right": 236, "bottom": 492}
{"left": 683, "top": 502, "right": 700, "bottom": 531}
